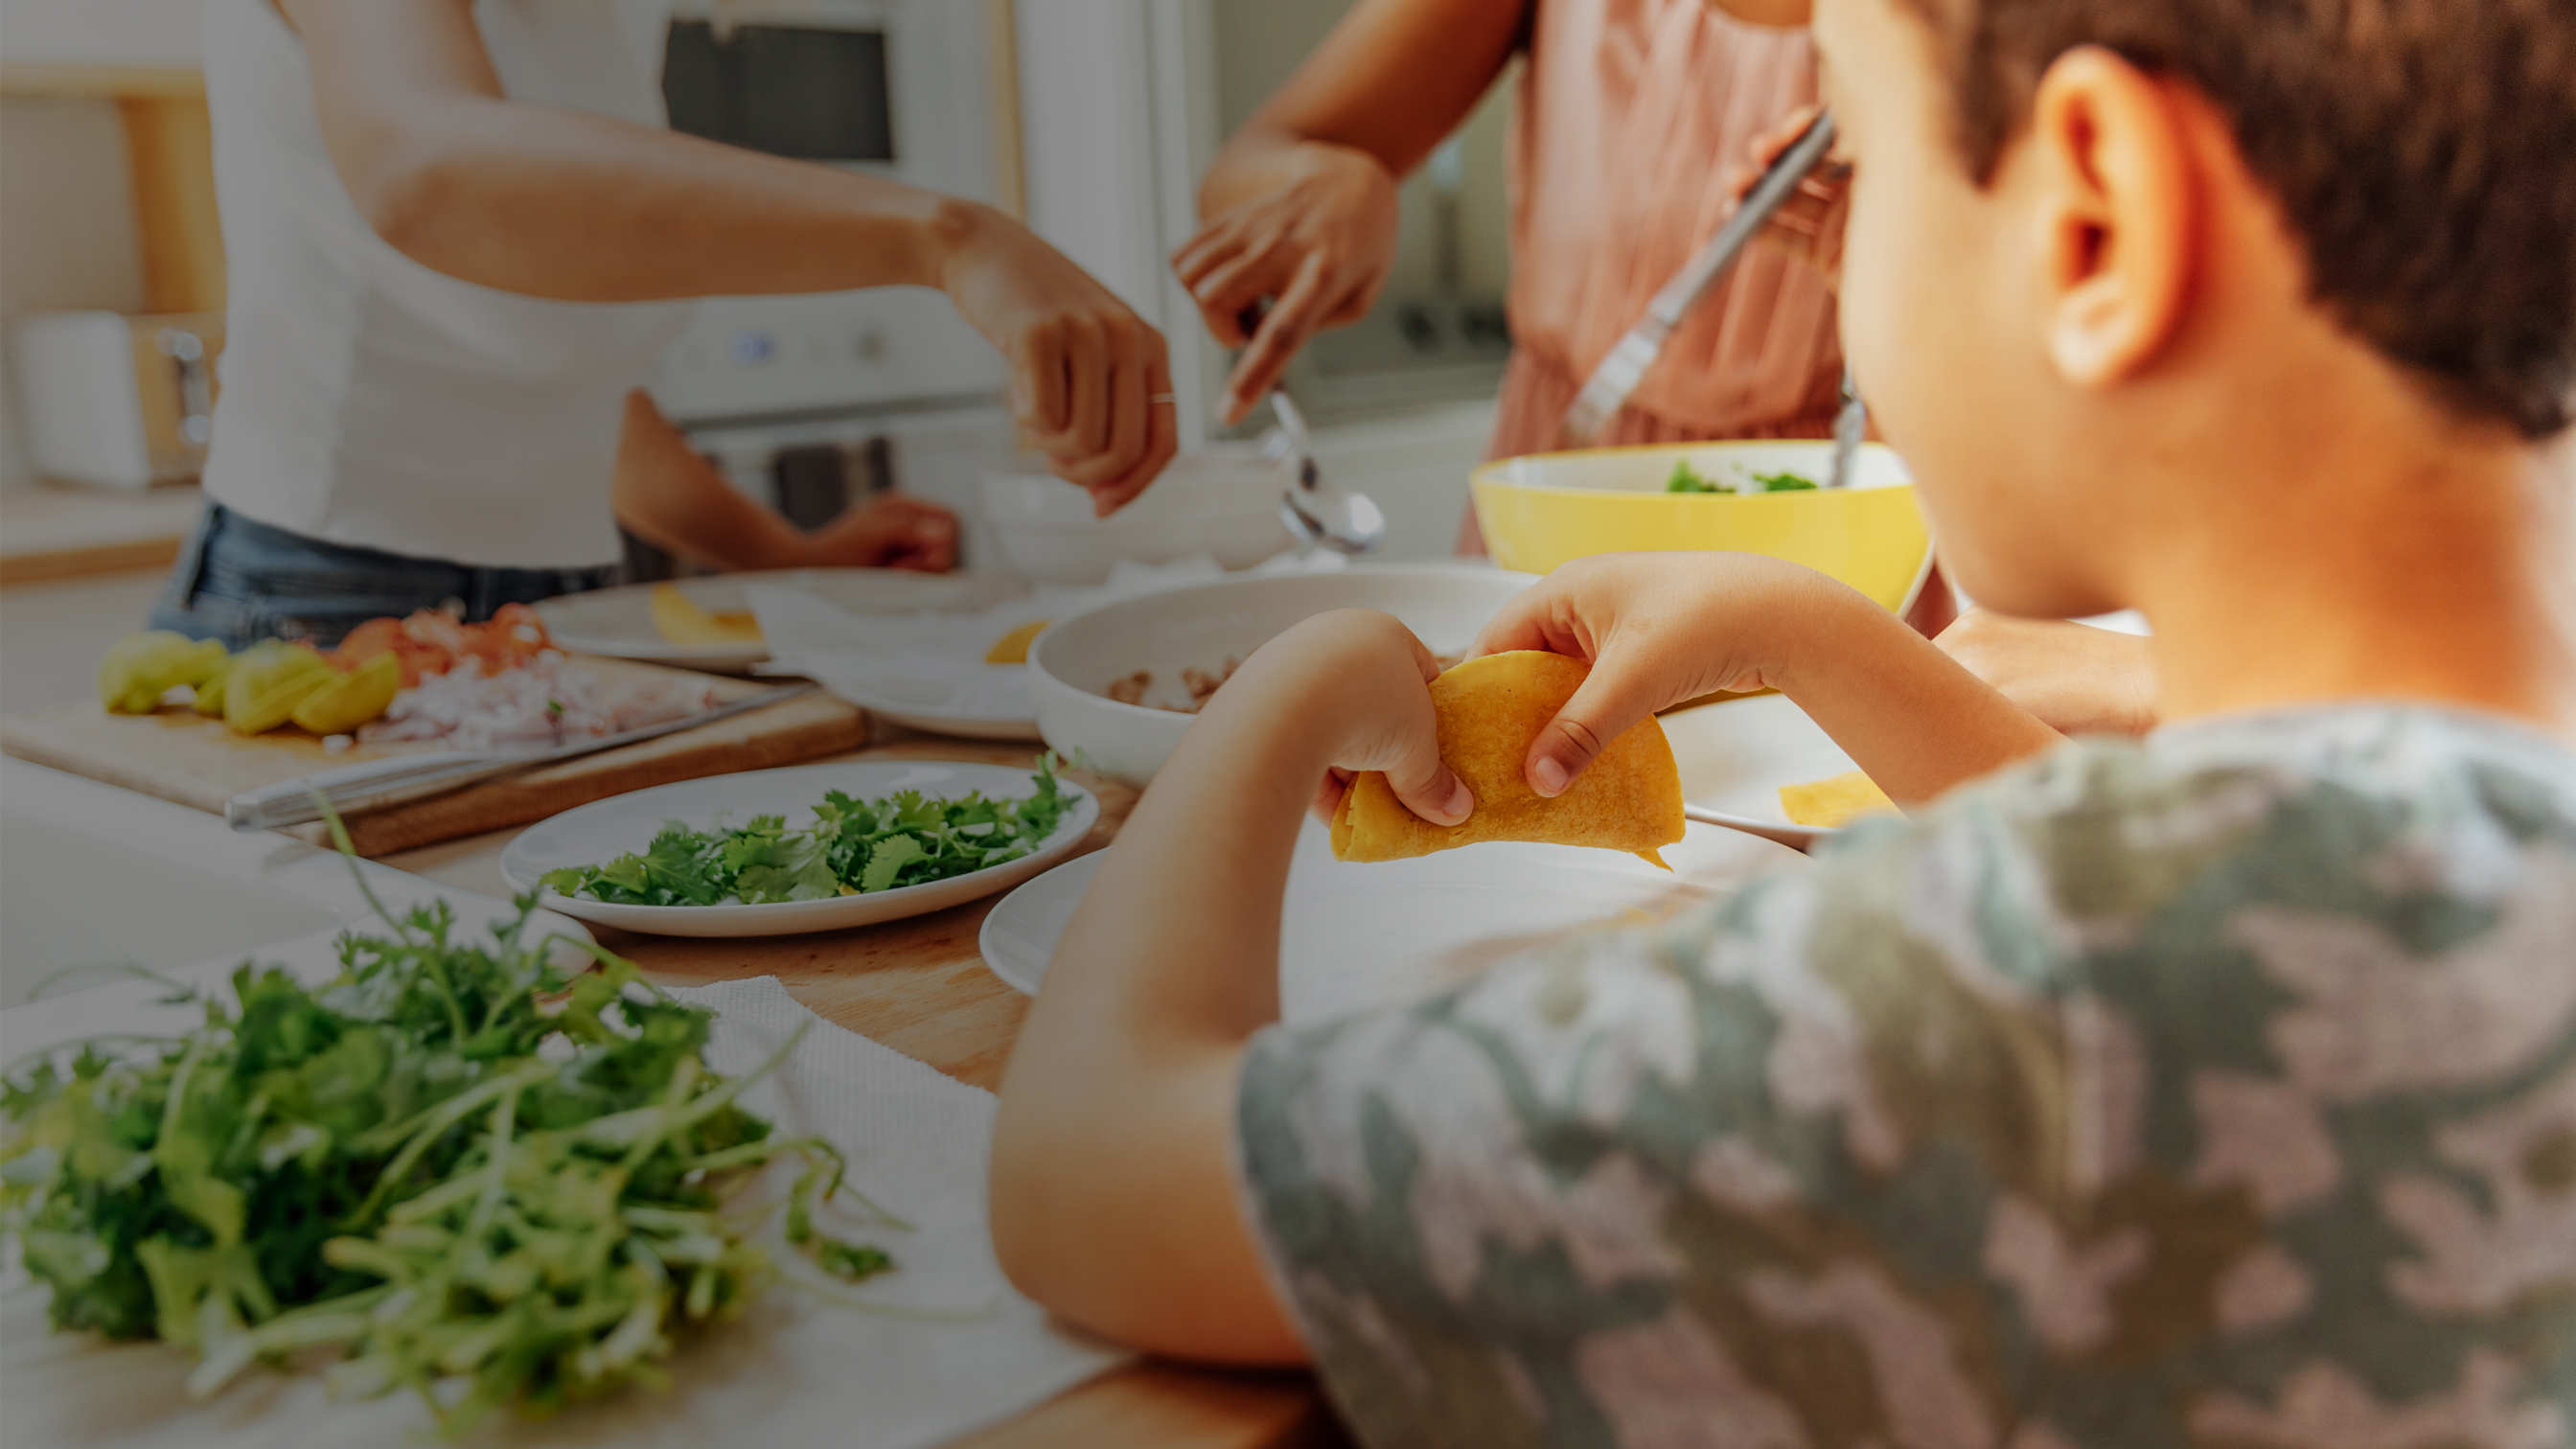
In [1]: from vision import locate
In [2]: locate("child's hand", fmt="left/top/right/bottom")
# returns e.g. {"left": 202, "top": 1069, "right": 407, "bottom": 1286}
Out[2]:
{"left": 1471, "top": 553, "right": 1839, "bottom": 796}
{"left": 1936, "top": 610, "right": 2159, "bottom": 736}
{"left": 1219, "top": 610, "right": 1474, "bottom": 828}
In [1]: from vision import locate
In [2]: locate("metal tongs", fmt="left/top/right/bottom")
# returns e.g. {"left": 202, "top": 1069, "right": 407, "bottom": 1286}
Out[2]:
{"left": 1556, "top": 109, "right": 1868, "bottom": 487}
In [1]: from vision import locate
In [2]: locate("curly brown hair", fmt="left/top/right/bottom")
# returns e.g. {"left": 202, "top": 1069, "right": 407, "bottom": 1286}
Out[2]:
{"left": 1900, "top": 0, "right": 2576, "bottom": 438}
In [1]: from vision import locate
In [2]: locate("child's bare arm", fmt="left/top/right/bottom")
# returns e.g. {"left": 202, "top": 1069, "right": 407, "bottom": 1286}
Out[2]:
{"left": 1473, "top": 553, "right": 2062, "bottom": 806}
{"left": 989, "top": 610, "right": 1469, "bottom": 1361}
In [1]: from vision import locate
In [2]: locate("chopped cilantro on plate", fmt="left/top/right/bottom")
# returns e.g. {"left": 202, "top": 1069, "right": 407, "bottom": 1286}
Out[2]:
{"left": 540, "top": 757, "right": 1076, "bottom": 908}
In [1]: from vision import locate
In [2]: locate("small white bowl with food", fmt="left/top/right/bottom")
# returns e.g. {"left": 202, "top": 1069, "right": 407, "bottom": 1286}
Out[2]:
{"left": 1027, "top": 564, "right": 1536, "bottom": 786}
{"left": 981, "top": 444, "right": 1298, "bottom": 586}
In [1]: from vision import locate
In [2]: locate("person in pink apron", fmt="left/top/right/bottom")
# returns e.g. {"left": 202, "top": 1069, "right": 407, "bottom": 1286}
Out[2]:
{"left": 1177, "top": 0, "right": 1843, "bottom": 554}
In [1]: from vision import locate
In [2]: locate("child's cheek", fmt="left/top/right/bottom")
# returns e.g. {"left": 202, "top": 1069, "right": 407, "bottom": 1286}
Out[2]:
{"left": 1838, "top": 169, "right": 1956, "bottom": 473}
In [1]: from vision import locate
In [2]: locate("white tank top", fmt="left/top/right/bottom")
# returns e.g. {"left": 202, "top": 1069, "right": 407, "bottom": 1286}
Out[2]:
{"left": 199, "top": 0, "right": 689, "bottom": 569}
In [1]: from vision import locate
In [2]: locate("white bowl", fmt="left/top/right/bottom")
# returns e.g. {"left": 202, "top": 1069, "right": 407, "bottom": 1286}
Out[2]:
{"left": 1027, "top": 564, "right": 1536, "bottom": 786}
{"left": 980, "top": 444, "right": 1296, "bottom": 586}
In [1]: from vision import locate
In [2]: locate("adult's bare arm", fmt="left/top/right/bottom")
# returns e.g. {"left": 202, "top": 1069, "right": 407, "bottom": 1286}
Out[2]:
{"left": 279, "top": 0, "right": 1175, "bottom": 507}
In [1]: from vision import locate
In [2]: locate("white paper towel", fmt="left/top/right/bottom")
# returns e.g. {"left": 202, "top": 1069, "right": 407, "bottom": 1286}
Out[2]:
{"left": 0, "top": 977, "right": 1129, "bottom": 1449}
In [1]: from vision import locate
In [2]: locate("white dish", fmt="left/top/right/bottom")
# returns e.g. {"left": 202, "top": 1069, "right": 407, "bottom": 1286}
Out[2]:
{"left": 500, "top": 761, "right": 1097, "bottom": 937}
{"left": 1661, "top": 691, "right": 1869, "bottom": 849}
{"left": 979, "top": 816, "right": 1798, "bottom": 1015}
{"left": 981, "top": 444, "right": 1294, "bottom": 586}
{"left": 536, "top": 568, "right": 1022, "bottom": 674}
{"left": 776, "top": 658, "right": 1048, "bottom": 741}
{"left": 1028, "top": 564, "right": 1536, "bottom": 787}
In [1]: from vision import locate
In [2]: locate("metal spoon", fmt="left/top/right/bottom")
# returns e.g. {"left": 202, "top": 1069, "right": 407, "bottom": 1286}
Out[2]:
{"left": 1825, "top": 363, "right": 1867, "bottom": 489}
{"left": 1264, "top": 391, "right": 1388, "bottom": 555}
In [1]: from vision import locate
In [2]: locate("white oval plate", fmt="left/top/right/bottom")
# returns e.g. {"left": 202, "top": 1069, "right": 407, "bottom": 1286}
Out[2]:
{"left": 502, "top": 761, "right": 1097, "bottom": 937}
{"left": 978, "top": 816, "right": 1800, "bottom": 1019}
{"left": 1662, "top": 692, "right": 1869, "bottom": 850}
{"left": 536, "top": 569, "right": 1022, "bottom": 674}
{"left": 772, "top": 658, "right": 1046, "bottom": 742}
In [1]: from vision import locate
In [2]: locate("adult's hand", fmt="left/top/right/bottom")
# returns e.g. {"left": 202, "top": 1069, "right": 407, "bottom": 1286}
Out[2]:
{"left": 937, "top": 204, "right": 1179, "bottom": 516}
{"left": 810, "top": 493, "right": 961, "bottom": 573}
{"left": 1727, "top": 104, "right": 1853, "bottom": 288}
{"left": 1172, "top": 143, "right": 1401, "bottom": 425}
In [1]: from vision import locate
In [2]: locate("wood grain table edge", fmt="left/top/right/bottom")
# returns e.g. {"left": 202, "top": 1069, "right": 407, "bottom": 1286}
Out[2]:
{"left": 0, "top": 534, "right": 186, "bottom": 587}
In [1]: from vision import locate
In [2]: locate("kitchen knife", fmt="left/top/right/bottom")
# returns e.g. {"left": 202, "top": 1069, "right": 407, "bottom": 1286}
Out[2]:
{"left": 223, "top": 682, "right": 821, "bottom": 833}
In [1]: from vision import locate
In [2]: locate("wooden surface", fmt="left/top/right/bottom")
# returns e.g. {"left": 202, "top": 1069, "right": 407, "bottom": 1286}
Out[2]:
{"left": 0, "top": 532, "right": 183, "bottom": 586}
{"left": 377, "top": 728, "right": 1349, "bottom": 1449}
{"left": 120, "top": 95, "right": 226, "bottom": 314}
{"left": 0, "top": 658, "right": 870, "bottom": 856}
{"left": 0, "top": 64, "right": 206, "bottom": 100}
{"left": 0, "top": 484, "right": 203, "bottom": 586}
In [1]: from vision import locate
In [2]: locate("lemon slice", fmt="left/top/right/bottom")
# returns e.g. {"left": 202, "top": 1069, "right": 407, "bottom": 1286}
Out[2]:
{"left": 290, "top": 653, "right": 403, "bottom": 736}
{"left": 225, "top": 645, "right": 335, "bottom": 734}
{"left": 983, "top": 619, "right": 1050, "bottom": 664}
{"left": 651, "top": 583, "right": 763, "bottom": 645}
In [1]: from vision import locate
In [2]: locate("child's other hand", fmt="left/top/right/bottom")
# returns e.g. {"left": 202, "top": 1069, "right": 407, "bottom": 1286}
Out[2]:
{"left": 1471, "top": 553, "right": 1834, "bottom": 797}
{"left": 1936, "top": 610, "right": 2159, "bottom": 736}
{"left": 1222, "top": 610, "right": 1474, "bottom": 829}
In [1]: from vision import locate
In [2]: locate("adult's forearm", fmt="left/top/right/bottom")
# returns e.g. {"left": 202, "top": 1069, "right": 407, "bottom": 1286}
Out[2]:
{"left": 359, "top": 98, "right": 965, "bottom": 302}
{"left": 1781, "top": 587, "right": 2065, "bottom": 804}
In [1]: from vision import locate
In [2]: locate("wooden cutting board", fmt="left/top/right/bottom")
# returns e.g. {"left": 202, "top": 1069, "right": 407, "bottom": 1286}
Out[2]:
{"left": 0, "top": 656, "right": 870, "bottom": 856}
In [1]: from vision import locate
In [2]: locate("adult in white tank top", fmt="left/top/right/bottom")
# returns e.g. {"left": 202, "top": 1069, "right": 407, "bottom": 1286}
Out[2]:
{"left": 153, "top": 0, "right": 1178, "bottom": 647}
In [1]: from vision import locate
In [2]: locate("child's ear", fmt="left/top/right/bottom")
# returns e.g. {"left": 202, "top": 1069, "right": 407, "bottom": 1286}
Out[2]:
{"left": 2028, "top": 47, "right": 2196, "bottom": 387}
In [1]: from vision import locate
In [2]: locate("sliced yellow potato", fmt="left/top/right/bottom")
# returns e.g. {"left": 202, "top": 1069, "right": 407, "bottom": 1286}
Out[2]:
{"left": 98, "top": 632, "right": 229, "bottom": 714}
{"left": 194, "top": 658, "right": 233, "bottom": 716}
{"left": 984, "top": 619, "right": 1050, "bottom": 664}
{"left": 1779, "top": 770, "right": 1899, "bottom": 829}
{"left": 651, "top": 583, "right": 763, "bottom": 646}
{"left": 225, "top": 644, "right": 335, "bottom": 734}
{"left": 290, "top": 653, "right": 403, "bottom": 736}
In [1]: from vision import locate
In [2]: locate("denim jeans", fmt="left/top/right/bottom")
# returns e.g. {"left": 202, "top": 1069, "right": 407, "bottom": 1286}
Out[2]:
{"left": 147, "top": 505, "right": 621, "bottom": 650}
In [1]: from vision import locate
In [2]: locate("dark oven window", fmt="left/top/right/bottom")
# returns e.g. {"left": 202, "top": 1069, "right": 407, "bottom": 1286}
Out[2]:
{"left": 663, "top": 21, "right": 895, "bottom": 163}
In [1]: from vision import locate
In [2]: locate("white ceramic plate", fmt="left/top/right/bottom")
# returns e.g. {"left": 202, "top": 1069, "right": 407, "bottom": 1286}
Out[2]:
{"left": 501, "top": 761, "right": 1097, "bottom": 937}
{"left": 537, "top": 569, "right": 1022, "bottom": 674}
{"left": 770, "top": 658, "right": 1046, "bottom": 742}
{"left": 1661, "top": 692, "right": 1869, "bottom": 849}
{"left": 978, "top": 816, "right": 1797, "bottom": 1017}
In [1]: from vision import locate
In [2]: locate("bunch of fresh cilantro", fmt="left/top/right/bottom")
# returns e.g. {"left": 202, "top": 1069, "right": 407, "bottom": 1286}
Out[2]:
{"left": 0, "top": 841, "right": 903, "bottom": 1438}
{"left": 1666, "top": 459, "right": 1821, "bottom": 494}
{"left": 541, "top": 757, "right": 1075, "bottom": 908}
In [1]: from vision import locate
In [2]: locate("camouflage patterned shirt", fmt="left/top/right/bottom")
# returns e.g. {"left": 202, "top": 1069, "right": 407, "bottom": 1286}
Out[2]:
{"left": 1236, "top": 706, "right": 2576, "bottom": 1449}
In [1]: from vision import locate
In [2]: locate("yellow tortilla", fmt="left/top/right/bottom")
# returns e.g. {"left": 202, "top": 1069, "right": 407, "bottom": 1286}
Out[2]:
{"left": 1331, "top": 651, "right": 1685, "bottom": 867}
{"left": 984, "top": 619, "right": 1050, "bottom": 664}
{"left": 1780, "top": 770, "right": 1898, "bottom": 828}
{"left": 651, "top": 583, "right": 763, "bottom": 646}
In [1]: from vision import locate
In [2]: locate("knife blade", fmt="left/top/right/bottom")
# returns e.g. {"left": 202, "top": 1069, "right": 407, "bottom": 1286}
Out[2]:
{"left": 223, "top": 682, "right": 823, "bottom": 833}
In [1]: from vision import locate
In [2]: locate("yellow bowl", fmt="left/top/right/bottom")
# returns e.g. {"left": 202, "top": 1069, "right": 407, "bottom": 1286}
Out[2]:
{"left": 1470, "top": 441, "right": 1933, "bottom": 614}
